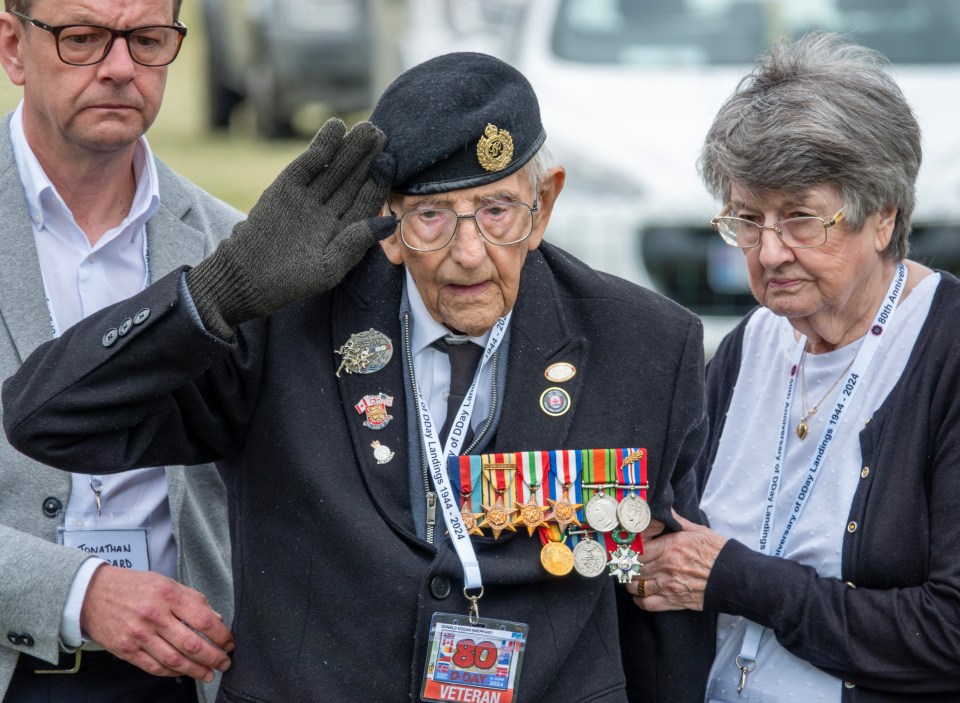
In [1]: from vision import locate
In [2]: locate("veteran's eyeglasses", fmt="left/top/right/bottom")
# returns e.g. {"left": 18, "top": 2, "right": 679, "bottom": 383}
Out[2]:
{"left": 397, "top": 199, "right": 539, "bottom": 252}
{"left": 10, "top": 10, "right": 187, "bottom": 67}
{"left": 711, "top": 207, "right": 845, "bottom": 249}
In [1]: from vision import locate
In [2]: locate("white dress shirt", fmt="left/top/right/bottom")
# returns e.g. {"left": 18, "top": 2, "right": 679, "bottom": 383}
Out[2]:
{"left": 9, "top": 102, "right": 175, "bottom": 647}
{"left": 405, "top": 268, "right": 493, "bottom": 439}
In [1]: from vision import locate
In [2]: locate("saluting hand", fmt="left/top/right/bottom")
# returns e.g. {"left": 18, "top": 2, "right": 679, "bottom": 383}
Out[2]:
{"left": 80, "top": 565, "right": 234, "bottom": 682}
{"left": 186, "top": 117, "right": 397, "bottom": 339}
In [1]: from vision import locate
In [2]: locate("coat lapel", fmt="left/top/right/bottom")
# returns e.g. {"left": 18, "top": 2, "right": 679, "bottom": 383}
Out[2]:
{"left": 496, "top": 250, "right": 586, "bottom": 453}
{"left": 332, "top": 250, "right": 416, "bottom": 535}
{"left": 0, "top": 121, "right": 59, "bottom": 362}
{"left": 147, "top": 163, "right": 208, "bottom": 281}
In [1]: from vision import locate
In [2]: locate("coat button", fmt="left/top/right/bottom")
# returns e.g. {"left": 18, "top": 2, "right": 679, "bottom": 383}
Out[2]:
{"left": 847, "top": 521, "right": 858, "bottom": 533}
{"left": 20, "top": 633, "right": 34, "bottom": 647}
{"left": 844, "top": 681, "right": 856, "bottom": 689}
{"left": 133, "top": 308, "right": 150, "bottom": 324}
{"left": 7, "top": 632, "right": 20, "bottom": 645}
{"left": 430, "top": 576, "right": 451, "bottom": 599}
{"left": 102, "top": 328, "right": 118, "bottom": 347}
{"left": 860, "top": 466, "right": 870, "bottom": 478}
{"left": 118, "top": 318, "right": 134, "bottom": 336}
{"left": 42, "top": 497, "right": 62, "bottom": 517}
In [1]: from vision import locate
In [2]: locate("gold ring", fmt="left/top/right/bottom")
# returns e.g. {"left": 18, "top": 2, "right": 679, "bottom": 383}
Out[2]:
{"left": 637, "top": 578, "right": 647, "bottom": 598}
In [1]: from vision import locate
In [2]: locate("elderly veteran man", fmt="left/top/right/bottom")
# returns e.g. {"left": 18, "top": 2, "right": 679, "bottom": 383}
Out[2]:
{"left": 3, "top": 52, "right": 713, "bottom": 702}
{"left": 0, "top": 0, "right": 236, "bottom": 700}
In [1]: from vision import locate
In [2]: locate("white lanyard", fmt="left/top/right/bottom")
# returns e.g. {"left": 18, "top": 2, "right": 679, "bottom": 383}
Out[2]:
{"left": 413, "top": 313, "right": 512, "bottom": 591}
{"left": 739, "top": 262, "right": 907, "bottom": 674}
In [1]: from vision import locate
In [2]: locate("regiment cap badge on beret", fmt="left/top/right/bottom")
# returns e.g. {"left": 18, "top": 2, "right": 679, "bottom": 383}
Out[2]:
{"left": 370, "top": 52, "right": 546, "bottom": 195}
{"left": 477, "top": 124, "right": 514, "bottom": 173}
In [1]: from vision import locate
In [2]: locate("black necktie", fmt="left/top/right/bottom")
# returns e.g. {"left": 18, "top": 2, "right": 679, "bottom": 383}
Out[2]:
{"left": 434, "top": 337, "right": 484, "bottom": 447}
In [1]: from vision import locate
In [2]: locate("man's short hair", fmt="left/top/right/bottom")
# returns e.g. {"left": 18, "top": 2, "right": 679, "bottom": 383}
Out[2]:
{"left": 6, "top": 0, "right": 184, "bottom": 22}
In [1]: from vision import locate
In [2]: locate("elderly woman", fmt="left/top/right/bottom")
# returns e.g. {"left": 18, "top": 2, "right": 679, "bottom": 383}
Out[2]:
{"left": 628, "top": 33, "right": 960, "bottom": 702}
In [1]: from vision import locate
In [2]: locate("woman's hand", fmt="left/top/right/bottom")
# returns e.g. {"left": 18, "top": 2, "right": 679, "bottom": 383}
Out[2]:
{"left": 626, "top": 511, "right": 728, "bottom": 611}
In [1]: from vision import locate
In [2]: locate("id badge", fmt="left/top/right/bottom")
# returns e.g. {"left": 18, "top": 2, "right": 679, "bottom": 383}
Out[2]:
{"left": 58, "top": 510, "right": 151, "bottom": 571}
{"left": 707, "top": 678, "right": 780, "bottom": 703}
{"left": 421, "top": 612, "right": 528, "bottom": 703}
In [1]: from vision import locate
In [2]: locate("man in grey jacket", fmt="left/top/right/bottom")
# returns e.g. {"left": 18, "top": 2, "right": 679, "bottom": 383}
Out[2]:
{"left": 0, "top": 0, "right": 236, "bottom": 700}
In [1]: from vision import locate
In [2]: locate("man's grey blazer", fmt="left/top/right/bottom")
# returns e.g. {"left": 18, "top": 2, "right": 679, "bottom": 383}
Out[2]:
{"left": 0, "top": 116, "right": 240, "bottom": 702}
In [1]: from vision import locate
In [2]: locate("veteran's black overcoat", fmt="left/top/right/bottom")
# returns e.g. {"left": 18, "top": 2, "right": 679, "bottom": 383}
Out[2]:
{"left": 3, "top": 242, "right": 714, "bottom": 703}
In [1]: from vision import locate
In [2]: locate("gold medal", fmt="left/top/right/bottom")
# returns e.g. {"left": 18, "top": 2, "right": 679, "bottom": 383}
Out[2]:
{"left": 513, "top": 493, "right": 549, "bottom": 536}
{"left": 546, "top": 490, "right": 583, "bottom": 532}
{"left": 479, "top": 494, "right": 517, "bottom": 539}
{"left": 540, "top": 540, "right": 574, "bottom": 576}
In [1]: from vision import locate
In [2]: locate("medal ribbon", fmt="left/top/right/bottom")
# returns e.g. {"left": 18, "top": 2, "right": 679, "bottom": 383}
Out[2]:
{"left": 413, "top": 312, "right": 512, "bottom": 591}
{"left": 740, "top": 262, "right": 907, "bottom": 673}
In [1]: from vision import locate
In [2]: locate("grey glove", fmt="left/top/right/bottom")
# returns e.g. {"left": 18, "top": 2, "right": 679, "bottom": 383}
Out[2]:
{"left": 187, "top": 118, "right": 397, "bottom": 338}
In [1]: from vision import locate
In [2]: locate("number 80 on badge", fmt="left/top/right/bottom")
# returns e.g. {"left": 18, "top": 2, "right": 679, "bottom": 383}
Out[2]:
{"left": 422, "top": 613, "right": 529, "bottom": 703}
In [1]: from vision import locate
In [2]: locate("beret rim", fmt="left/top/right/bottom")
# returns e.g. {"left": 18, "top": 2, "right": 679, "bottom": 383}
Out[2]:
{"left": 393, "top": 128, "right": 547, "bottom": 196}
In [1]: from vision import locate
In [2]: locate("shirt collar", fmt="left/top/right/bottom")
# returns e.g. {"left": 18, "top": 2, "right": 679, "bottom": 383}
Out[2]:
{"left": 404, "top": 267, "right": 492, "bottom": 354}
{"left": 9, "top": 100, "right": 161, "bottom": 241}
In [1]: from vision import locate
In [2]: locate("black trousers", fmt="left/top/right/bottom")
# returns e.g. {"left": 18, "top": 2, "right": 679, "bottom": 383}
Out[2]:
{"left": 6, "top": 650, "right": 200, "bottom": 703}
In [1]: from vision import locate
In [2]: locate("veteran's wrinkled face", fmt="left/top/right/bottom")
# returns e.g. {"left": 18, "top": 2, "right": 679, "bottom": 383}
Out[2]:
{"left": 734, "top": 183, "right": 896, "bottom": 328}
{"left": 0, "top": 0, "right": 173, "bottom": 161}
{"left": 381, "top": 167, "right": 564, "bottom": 336}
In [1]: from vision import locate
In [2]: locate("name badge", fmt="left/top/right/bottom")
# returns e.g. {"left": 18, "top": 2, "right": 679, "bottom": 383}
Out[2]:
{"left": 59, "top": 511, "right": 151, "bottom": 571}
{"left": 422, "top": 613, "right": 528, "bottom": 703}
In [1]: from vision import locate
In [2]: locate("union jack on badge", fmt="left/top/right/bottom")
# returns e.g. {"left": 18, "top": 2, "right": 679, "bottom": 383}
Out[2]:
{"left": 356, "top": 392, "right": 395, "bottom": 430}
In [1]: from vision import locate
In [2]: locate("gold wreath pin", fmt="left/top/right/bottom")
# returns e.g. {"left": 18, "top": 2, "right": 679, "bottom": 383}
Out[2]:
{"left": 477, "top": 123, "right": 514, "bottom": 172}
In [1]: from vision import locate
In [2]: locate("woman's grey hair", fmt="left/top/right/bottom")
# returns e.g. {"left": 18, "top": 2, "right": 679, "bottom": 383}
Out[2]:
{"left": 698, "top": 32, "right": 921, "bottom": 260}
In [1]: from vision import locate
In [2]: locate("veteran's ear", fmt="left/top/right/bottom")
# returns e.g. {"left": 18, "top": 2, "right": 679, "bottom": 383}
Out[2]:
{"left": 528, "top": 166, "right": 566, "bottom": 251}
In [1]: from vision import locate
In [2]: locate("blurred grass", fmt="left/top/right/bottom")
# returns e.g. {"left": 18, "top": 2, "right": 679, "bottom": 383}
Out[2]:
{"left": 0, "top": 2, "right": 374, "bottom": 213}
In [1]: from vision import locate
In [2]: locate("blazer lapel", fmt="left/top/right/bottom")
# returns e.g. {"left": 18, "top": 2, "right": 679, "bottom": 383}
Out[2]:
{"left": 0, "top": 126, "right": 59, "bottom": 362}
{"left": 146, "top": 164, "right": 208, "bottom": 281}
{"left": 496, "top": 250, "right": 586, "bottom": 452}
{"left": 332, "top": 250, "right": 416, "bottom": 535}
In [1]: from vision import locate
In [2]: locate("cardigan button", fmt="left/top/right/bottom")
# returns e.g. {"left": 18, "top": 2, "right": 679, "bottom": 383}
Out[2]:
{"left": 42, "top": 497, "right": 62, "bottom": 517}
{"left": 847, "top": 521, "right": 858, "bottom": 533}
{"left": 860, "top": 466, "right": 870, "bottom": 478}
{"left": 430, "top": 576, "right": 451, "bottom": 600}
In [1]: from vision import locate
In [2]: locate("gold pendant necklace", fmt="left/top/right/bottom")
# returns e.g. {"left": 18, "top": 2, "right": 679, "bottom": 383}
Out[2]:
{"left": 796, "top": 351, "right": 856, "bottom": 440}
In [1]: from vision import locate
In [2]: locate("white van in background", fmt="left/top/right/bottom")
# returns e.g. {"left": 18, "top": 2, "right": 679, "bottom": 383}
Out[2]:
{"left": 505, "top": 0, "right": 960, "bottom": 352}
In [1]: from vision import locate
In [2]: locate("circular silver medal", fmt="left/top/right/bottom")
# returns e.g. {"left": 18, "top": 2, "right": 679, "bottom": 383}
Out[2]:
{"left": 584, "top": 492, "right": 619, "bottom": 533}
{"left": 572, "top": 539, "right": 608, "bottom": 577}
{"left": 617, "top": 494, "right": 651, "bottom": 533}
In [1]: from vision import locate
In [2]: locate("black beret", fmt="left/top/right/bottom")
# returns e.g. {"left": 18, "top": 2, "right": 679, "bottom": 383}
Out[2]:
{"left": 370, "top": 52, "right": 546, "bottom": 195}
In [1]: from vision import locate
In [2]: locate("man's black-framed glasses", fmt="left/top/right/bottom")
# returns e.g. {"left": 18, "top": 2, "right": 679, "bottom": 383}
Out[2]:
{"left": 10, "top": 10, "right": 187, "bottom": 67}
{"left": 711, "top": 207, "right": 845, "bottom": 249}
{"left": 398, "top": 199, "right": 539, "bottom": 252}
